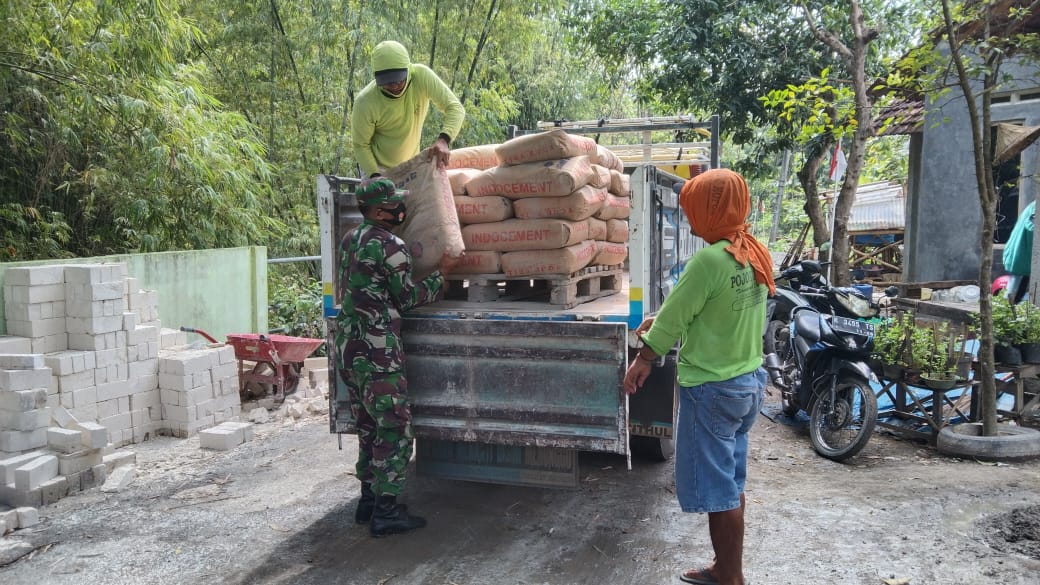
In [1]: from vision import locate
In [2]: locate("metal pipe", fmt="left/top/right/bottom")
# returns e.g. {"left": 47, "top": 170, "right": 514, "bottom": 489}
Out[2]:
{"left": 268, "top": 255, "right": 320, "bottom": 264}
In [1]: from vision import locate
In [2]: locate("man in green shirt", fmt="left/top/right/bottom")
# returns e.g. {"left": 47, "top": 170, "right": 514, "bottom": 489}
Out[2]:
{"left": 624, "top": 169, "right": 775, "bottom": 585}
{"left": 351, "top": 41, "right": 465, "bottom": 177}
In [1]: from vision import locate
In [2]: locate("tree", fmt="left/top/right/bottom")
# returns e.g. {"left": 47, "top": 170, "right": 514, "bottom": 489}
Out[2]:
{"left": 936, "top": 0, "right": 1040, "bottom": 435}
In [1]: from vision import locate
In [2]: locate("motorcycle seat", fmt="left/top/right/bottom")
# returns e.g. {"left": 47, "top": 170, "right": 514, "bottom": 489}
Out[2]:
{"left": 793, "top": 310, "right": 822, "bottom": 343}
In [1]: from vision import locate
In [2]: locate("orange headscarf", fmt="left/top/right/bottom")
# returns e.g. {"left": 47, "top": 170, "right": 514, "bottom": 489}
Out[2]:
{"left": 680, "top": 169, "right": 776, "bottom": 295}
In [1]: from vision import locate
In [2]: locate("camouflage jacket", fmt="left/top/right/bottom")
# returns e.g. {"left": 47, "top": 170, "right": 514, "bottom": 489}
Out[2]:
{"left": 336, "top": 220, "right": 444, "bottom": 372}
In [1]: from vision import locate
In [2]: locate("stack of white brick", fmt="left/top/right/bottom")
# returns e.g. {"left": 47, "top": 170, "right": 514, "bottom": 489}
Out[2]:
{"left": 3, "top": 265, "right": 67, "bottom": 354}
{"left": 2, "top": 263, "right": 243, "bottom": 448}
{"left": 0, "top": 355, "right": 51, "bottom": 456}
{"left": 0, "top": 418, "right": 109, "bottom": 507}
{"left": 158, "top": 345, "right": 240, "bottom": 438}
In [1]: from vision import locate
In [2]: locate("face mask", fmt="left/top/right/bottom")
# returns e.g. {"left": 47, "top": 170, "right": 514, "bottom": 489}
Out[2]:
{"left": 383, "top": 203, "right": 407, "bottom": 226}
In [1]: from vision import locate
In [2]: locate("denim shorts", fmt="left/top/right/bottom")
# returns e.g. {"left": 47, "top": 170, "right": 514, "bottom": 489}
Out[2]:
{"left": 675, "top": 368, "right": 766, "bottom": 513}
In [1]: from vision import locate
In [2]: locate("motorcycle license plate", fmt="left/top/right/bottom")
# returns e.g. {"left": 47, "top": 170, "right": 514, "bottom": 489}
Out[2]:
{"left": 830, "top": 316, "right": 874, "bottom": 336}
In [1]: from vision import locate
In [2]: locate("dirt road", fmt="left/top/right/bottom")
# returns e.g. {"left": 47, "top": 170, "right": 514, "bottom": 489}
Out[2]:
{"left": 2, "top": 397, "right": 1039, "bottom": 585}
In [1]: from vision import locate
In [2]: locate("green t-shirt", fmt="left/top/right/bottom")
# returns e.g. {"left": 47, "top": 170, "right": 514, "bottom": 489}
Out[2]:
{"left": 351, "top": 63, "right": 465, "bottom": 176}
{"left": 641, "top": 240, "right": 767, "bottom": 387}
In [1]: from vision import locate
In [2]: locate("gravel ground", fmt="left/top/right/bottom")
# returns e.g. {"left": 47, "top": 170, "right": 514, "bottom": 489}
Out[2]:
{"left": 1, "top": 392, "right": 1039, "bottom": 585}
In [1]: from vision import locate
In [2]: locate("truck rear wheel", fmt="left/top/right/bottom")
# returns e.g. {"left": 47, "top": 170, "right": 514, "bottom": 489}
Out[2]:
{"left": 630, "top": 435, "right": 675, "bottom": 462}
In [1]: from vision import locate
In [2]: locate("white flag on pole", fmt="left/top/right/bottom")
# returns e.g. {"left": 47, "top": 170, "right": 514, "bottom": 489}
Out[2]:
{"left": 828, "top": 139, "right": 847, "bottom": 182}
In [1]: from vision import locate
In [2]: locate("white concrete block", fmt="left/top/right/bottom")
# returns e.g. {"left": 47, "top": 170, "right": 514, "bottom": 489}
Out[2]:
{"left": 64, "top": 280, "right": 124, "bottom": 302}
{"left": 63, "top": 264, "right": 104, "bottom": 284}
{"left": 218, "top": 345, "right": 237, "bottom": 364}
{"left": 0, "top": 368, "right": 51, "bottom": 392}
{"left": 128, "top": 325, "right": 159, "bottom": 346}
{"left": 0, "top": 337, "right": 32, "bottom": 354}
{"left": 0, "top": 508, "right": 16, "bottom": 534}
{"left": 131, "top": 374, "right": 159, "bottom": 394}
{"left": 198, "top": 427, "right": 241, "bottom": 450}
{"left": 100, "top": 463, "right": 135, "bottom": 492}
{"left": 67, "top": 333, "right": 105, "bottom": 351}
{"left": 190, "top": 371, "right": 212, "bottom": 389}
{"left": 50, "top": 405, "right": 78, "bottom": 429}
{"left": 65, "top": 315, "right": 123, "bottom": 335}
{"left": 158, "top": 372, "right": 192, "bottom": 392}
{"left": 76, "top": 422, "right": 108, "bottom": 448}
{"left": 47, "top": 427, "right": 85, "bottom": 454}
{"left": 129, "top": 359, "right": 158, "bottom": 379}
{"left": 44, "top": 351, "right": 89, "bottom": 376}
{"left": 56, "top": 448, "right": 102, "bottom": 475}
{"left": 159, "top": 329, "right": 188, "bottom": 349}
{"left": 5, "top": 318, "right": 65, "bottom": 339}
{"left": 102, "top": 450, "right": 136, "bottom": 473}
{"left": 162, "top": 353, "right": 212, "bottom": 376}
{"left": 0, "top": 407, "right": 50, "bottom": 431}
{"left": 248, "top": 407, "right": 270, "bottom": 424}
{"left": 96, "top": 399, "right": 118, "bottom": 420}
{"left": 54, "top": 369, "right": 95, "bottom": 392}
{"left": 0, "top": 389, "right": 50, "bottom": 412}
{"left": 0, "top": 451, "right": 44, "bottom": 484}
{"left": 130, "top": 389, "right": 160, "bottom": 411}
{"left": 93, "top": 348, "right": 123, "bottom": 368}
{"left": 98, "top": 413, "right": 131, "bottom": 434}
{"left": 211, "top": 362, "right": 238, "bottom": 382}
{"left": 4, "top": 266, "right": 65, "bottom": 286}
{"left": 15, "top": 506, "right": 39, "bottom": 529}
{"left": 219, "top": 421, "right": 254, "bottom": 442}
{"left": 161, "top": 404, "right": 193, "bottom": 423}
{"left": 68, "top": 403, "right": 98, "bottom": 423}
{"left": 121, "top": 312, "right": 137, "bottom": 332}
{"left": 29, "top": 334, "right": 66, "bottom": 354}
{"left": 13, "top": 455, "right": 58, "bottom": 491}
{"left": 96, "top": 380, "right": 131, "bottom": 402}
{"left": 0, "top": 355, "right": 43, "bottom": 370}
{"left": 0, "top": 429, "right": 48, "bottom": 453}
{"left": 5, "top": 283, "right": 66, "bottom": 304}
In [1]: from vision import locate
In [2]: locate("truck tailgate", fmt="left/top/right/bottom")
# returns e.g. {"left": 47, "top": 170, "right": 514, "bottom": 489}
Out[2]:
{"left": 403, "top": 317, "right": 627, "bottom": 454}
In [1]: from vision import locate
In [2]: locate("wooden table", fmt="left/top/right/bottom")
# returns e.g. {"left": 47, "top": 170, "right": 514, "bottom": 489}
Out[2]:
{"left": 875, "top": 375, "right": 975, "bottom": 443}
{"left": 971, "top": 363, "right": 1040, "bottom": 422}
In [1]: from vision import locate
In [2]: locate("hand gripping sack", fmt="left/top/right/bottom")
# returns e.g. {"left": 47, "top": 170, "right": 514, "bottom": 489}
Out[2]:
{"left": 384, "top": 151, "right": 466, "bottom": 278}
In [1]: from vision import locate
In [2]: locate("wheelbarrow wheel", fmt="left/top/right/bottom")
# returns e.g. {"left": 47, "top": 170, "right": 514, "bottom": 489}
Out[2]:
{"left": 282, "top": 363, "right": 303, "bottom": 398}
{"left": 243, "top": 362, "right": 276, "bottom": 400}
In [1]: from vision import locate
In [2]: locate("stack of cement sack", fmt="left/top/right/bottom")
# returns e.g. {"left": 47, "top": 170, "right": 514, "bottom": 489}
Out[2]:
{"left": 446, "top": 129, "right": 631, "bottom": 277}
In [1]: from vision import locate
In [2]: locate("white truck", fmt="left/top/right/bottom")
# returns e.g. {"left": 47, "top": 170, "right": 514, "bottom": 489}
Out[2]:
{"left": 319, "top": 116, "right": 720, "bottom": 488}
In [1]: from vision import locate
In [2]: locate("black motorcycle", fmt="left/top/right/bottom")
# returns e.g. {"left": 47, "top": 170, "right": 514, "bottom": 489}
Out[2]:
{"left": 764, "top": 260, "right": 877, "bottom": 356}
{"left": 764, "top": 305, "right": 878, "bottom": 462}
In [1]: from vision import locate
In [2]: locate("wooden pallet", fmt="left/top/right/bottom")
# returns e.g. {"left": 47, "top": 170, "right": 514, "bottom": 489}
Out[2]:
{"left": 444, "top": 264, "right": 623, "bottom": 309}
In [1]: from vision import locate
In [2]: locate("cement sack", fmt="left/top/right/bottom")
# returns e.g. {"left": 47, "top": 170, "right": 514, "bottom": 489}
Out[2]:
{"left": 496, "top": 129, "right": 598, "bottom": 166}
{"left": 465, "top": 156, "right": 595, "bottom": 199}
{"left": 512, "top": 185, "right": 607, "bottom": 221}
{"left": 454, "top": 195, "right": 514, "bottom": 225}
{"left": 606, "top": 219, "right": 630, "bottom": 243}
{"left": 501, "top": 240, "right": 597, "bottom": 277}
{"left": 462, "top": 218, "right": 591, "bottom": 252}
{"left": 448, "top": 168, "right": 483, "bottom": 196}
{"left": 594, "top": 194, "right": 632, "bottom": 220}
{"left": 596, "top": 145, "right": 624, "bottom": 172}
{"left": 384, "top": 151, "right": 466, "bottom": 278}
{"left": 592, "top": 241, "right": 628, "bottom": 266}
{"left": 452, "top": 250, "right": 502, "bottom": 274}
{"left": 587, "top": 217, "right": 608, "bottom": 241}
{"left": 447, "top": 144, "right": 500, "bottom": 170}
{"left": 589, "top": 164, "right": 611, "bottom": 189}
{"left": 609, "top": 170, "right": 631, "bottom": 196}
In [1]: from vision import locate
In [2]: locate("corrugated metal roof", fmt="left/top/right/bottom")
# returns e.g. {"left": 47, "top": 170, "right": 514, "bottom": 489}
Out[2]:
{"left": 848, "top": 182, "right": 905, "bottom": 233}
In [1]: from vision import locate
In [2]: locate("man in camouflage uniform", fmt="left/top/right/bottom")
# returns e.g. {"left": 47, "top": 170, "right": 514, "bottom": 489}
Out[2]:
{"left": 335, "top": 177, "right": 455, "bottom": 537}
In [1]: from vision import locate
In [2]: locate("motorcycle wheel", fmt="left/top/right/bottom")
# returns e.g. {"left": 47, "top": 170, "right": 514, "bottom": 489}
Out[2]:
{"left": 808, "top": 375, "right": 878, "bottom": 462}
{"left": 763, "top": 319, "right": 789, "bottom": 356}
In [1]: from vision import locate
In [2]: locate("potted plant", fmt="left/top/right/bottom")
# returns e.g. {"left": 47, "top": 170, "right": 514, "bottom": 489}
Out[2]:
{"left": 992, "top": 293, "right": 1026, "bottom": 365}
{"left": 1016, "top": 301, "right": 1040, "bottom": 364}
{"left": 872, "top": 311, "right": 914, "bottom": 380}
{"left": 919, "top": 321, "right": 962, "bottom": 390}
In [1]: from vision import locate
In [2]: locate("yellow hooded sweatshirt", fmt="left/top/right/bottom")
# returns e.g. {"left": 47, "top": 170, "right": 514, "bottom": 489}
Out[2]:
{"left": 351, "top": 41, "right": 465, "bottom": 175}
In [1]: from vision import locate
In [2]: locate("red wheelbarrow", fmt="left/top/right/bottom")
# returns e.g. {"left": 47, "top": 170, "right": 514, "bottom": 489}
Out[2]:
{"left": 225, "top": 333, "right": 325, "bottom": 402}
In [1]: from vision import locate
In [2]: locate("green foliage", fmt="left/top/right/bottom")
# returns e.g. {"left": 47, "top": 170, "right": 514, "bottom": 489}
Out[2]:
{"left": 992, "top": 293, "right": 1027, "bottom": 346}
{"left": 268, "top": 269, "right": 326, "bottom": 356}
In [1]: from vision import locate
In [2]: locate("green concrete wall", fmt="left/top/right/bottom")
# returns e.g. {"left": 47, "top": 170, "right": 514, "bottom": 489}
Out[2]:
{"left": 0, "top": 247, "right": 267, "bottom": 341}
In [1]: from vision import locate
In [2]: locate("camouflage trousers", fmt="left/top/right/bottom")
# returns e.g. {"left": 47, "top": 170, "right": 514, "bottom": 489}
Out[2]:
{"left": 342, "top": 368, "right": 414, "bottom": 496}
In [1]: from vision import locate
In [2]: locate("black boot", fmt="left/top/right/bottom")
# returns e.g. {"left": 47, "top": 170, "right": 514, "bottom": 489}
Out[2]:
{"left": 369, "top": 495, "right": 426, "bottom": 537}
{"left": 354, "top": 482, "right": 375, "bottom": 524}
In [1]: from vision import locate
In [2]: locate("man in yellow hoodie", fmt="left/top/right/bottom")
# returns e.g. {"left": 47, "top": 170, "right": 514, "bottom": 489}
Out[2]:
{"left": 351, "top": 41, "right": 465, "bottom": 177}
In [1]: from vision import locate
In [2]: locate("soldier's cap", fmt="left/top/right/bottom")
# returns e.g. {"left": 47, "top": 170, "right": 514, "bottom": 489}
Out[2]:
{"left": 356, "top": 178, "right": 407, "bottom": 207}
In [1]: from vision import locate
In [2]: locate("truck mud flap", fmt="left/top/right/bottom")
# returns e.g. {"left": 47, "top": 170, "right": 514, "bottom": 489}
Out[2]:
{"left": 403, "top": 317, "right": 628, "bottom": 455}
